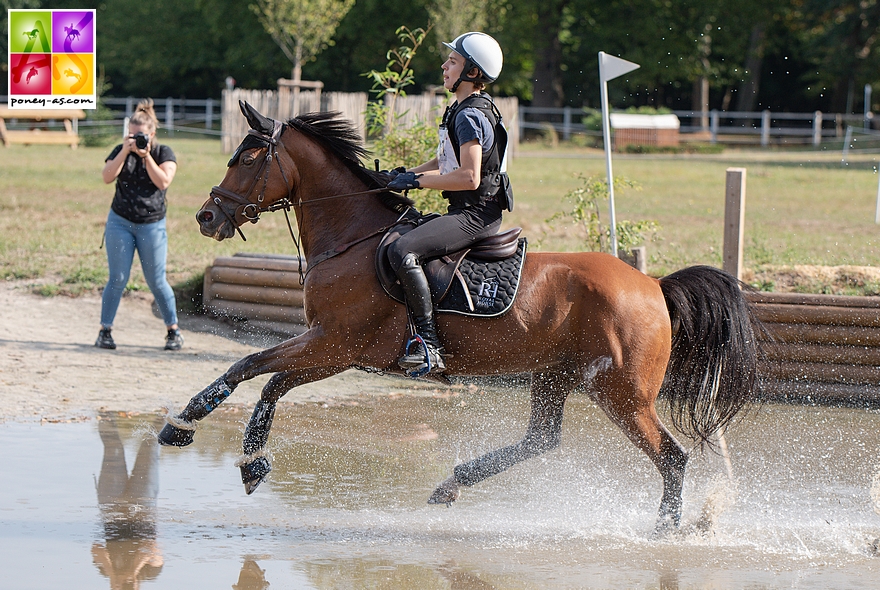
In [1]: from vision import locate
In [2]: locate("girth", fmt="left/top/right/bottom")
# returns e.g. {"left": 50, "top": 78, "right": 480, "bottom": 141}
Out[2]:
{"left": 375, "top": 212, "right": 522, "bottom": 306}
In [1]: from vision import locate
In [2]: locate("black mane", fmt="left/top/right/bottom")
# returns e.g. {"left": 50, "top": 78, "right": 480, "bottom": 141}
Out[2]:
{"left": 287, "top": 112, "right": 414, "bottom": 213}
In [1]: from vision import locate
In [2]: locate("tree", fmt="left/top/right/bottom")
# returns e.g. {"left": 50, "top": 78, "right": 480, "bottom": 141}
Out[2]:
{"left": 427, "top": 0, "right": 487, "bottom": 52}
{"left": 250, "top": 0, "right": 355, "bottom": 85}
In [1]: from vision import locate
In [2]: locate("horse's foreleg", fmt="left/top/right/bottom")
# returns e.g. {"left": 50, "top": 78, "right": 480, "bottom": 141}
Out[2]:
{"left": 158, "top": 326, "right": 342, "bottom": 448}
{"left": 237, "top": 366, "right": 345, "bottom": 494}
{"left": 429, "top": 371, "right": 576, "bottom": 505}
{"left": 158, "top": 375, "right": 235, "bottom": 447}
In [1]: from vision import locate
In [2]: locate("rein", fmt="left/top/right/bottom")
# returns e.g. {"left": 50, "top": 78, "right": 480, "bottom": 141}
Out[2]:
{"left": 209, "top": 120, "right": 403, "bottom": 284}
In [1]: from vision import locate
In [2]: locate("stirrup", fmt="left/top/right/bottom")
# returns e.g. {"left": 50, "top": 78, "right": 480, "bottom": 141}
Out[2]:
{"left": 399, "top": 335, "right": 446, "bottom": 377}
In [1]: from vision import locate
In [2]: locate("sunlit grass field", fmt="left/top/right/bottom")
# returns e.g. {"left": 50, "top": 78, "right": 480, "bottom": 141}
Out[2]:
{"left": 2, "top": 133, "right": 879, "bottom": 298}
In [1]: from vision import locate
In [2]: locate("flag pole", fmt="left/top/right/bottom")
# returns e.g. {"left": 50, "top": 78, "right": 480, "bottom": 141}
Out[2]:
{"left": 598, "top": 51, "right": 640, "bottom": 258}
{"left": 599, "top": 54, "right": 618, "bottom": 257}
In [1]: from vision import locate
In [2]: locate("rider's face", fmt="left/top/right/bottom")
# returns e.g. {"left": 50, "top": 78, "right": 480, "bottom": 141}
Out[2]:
{"left": 442, "top": 51, "right": 465, "bottom": 91}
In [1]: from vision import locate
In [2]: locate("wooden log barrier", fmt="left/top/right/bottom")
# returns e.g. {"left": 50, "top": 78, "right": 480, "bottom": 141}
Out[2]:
{"left": 747, "top": 291, "right": 880, "bottom": 402}
{"left": 203, "top": 253, "right": 307, "bottom": 332}
{"left": 201, "top": 255, "right": 880, "bottom": 401}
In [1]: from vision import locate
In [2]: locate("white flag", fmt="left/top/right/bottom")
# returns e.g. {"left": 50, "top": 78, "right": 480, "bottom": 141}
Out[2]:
{"left": 599, "top": 52, "right": 640, "bottom": 82}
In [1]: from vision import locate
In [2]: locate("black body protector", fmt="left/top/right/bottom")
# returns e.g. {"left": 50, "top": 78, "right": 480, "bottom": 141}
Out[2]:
{"left": 441, "top": 92, "right": 514, "bottom": 212}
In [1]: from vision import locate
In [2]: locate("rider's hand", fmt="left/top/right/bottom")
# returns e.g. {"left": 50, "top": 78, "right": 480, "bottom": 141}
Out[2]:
{"left": 387, "top": 171, "right": 422, "bottom": 191}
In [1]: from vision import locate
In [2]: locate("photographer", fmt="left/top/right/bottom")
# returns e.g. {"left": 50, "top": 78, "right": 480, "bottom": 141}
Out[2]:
{"left": 97, "top": 98, "right": 182, "bottom": 351}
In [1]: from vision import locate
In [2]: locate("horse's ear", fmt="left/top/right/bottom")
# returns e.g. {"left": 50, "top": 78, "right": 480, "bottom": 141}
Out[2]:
{"left": 239, "top": 101, "right": 275, "bottom": 135}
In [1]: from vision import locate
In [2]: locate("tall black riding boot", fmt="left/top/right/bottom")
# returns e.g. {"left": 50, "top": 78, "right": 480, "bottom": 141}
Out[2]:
{"left": 396, "top": 253, "right": 446, "bottom": 374}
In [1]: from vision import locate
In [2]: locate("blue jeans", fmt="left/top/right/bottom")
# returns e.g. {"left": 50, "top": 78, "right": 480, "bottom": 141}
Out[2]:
{"left": 101, "top": 210, "right": 178, "bottom": 328}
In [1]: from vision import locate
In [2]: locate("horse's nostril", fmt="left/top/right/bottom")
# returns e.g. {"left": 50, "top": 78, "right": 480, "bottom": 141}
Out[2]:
{"left": 197, "top": 210, "right": 214, "bottom": 223}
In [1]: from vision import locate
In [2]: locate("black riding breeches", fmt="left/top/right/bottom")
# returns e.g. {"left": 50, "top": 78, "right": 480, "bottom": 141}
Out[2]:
{"left": 388, "top": 201, "right": 503, "bottom": 272}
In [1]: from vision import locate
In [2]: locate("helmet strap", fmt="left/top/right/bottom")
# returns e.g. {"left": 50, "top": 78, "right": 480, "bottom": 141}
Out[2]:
{"left": 451, "top": 61, "right": 483, "bottom": 93}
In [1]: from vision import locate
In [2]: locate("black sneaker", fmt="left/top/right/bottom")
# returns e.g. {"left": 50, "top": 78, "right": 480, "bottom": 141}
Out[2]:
{"left": 95, "top": 328, "right": 116, "bottom": 350}
{"left": 164, "top": 328, "right": 184, "bottom": 351}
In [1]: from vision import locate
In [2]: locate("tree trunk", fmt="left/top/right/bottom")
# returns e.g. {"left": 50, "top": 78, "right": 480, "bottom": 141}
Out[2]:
{"left": 530, "top": 1, "right": 567, "bottom": 108}
{"left": 693, "top": 77, "right": 709, "bottom": 129}
{"left": 292, "top": 40, "right": 303, "bottom": 116}
{"left": 735, "top": 23, "right": 766, "bottom": 112}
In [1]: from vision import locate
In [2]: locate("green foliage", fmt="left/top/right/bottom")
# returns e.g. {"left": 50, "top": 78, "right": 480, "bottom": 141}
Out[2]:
{"left": 546, "top": 174, "right": 659, "bottom": 254}
{"left": 364, "top": 26, "right": 446, "bottom": 214}
{"left": 250, "top": 0, "right": 355, "bottom": 77}
{"left": 622, "top": 143, "right": 724, "bottom": 155}
{"left": 81, "top": 66, "right": 119, "bottom": 148}
{"left": 623, "top": 106, "right": 673, "bottom": 114}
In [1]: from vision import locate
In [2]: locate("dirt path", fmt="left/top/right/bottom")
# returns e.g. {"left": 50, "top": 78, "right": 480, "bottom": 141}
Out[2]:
{"left": 0, "top": 282, "right": 436, "bottom": 422}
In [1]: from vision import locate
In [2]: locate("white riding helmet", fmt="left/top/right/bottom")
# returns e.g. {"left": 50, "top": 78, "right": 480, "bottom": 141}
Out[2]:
{"left": 443, "top": 32, "right": 503, "bottom": 89}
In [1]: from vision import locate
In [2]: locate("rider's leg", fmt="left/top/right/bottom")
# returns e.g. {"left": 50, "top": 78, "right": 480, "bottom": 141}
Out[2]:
{"left": 394, "top": 253, "right": 445, "bottom": 372}
{"left": 387, "top": 205, "right": 502, "bottom": 373}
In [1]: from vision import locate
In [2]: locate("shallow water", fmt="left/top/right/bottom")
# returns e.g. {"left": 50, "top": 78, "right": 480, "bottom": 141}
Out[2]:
{"left": 1, "top": 391, "right": 879, "bottom": 589}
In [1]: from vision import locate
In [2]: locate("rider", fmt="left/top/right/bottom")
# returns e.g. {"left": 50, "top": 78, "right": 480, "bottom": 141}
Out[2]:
{"left": 386, "top": 32, "right": 509, "bottom": 375}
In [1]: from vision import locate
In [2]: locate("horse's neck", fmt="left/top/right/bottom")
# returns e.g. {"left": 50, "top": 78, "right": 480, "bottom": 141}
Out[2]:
{"left": 288, "top": 138, "right": 398, "bottom": 262}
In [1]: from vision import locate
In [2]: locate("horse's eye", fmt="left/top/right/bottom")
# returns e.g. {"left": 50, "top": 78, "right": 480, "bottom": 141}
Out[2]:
{"left": 241, "top": 154, "right": 256, "bottom": 166}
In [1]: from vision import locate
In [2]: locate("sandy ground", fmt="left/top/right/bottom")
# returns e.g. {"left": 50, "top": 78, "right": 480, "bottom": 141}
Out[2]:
{"left": 0, "top": 282, "right": 437, "bottom": 423}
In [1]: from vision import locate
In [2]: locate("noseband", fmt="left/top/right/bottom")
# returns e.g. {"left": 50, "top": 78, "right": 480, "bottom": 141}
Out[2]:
{"left": 209, "top": 120, "right": 294, "bottom": 242}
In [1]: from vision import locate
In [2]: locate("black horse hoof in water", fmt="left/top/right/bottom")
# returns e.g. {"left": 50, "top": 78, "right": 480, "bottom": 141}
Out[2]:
{"left": 157, "top": 422, "right": 195, "bottom": 447}
{"left": 427, "top": 476, "right": 460, "bottom": 507}
{"left": 240, "top": 456, "right": 272, "bottom": 495}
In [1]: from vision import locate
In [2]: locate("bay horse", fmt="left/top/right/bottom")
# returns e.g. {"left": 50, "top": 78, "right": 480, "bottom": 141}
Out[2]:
{"left": 159, "top": 101, "right": 764, "bottom": 532}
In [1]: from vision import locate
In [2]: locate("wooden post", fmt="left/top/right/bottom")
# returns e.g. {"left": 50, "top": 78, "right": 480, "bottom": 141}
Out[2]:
{"left": 812, "top": 111, "right": 823, "bottom": 146}
{"left": 723, "top": 168, "right": 747, "bottom": 280}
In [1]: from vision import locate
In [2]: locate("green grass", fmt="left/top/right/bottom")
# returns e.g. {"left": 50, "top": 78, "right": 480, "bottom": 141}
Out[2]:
{"left": 506, "top": 143, "right": 880, "bottom": 276}
{"left": 1, "top": 134, "right": 879, "bottom": 296}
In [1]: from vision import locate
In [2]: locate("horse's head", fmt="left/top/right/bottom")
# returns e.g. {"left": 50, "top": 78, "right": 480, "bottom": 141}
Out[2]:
{"left": 196, "top": 101, "right": 298, "bottom": 241}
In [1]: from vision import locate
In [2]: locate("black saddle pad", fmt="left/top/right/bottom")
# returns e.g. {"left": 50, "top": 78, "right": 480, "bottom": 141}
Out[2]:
{"left": 438, "top": 238, "right": 527, "bottom": 317}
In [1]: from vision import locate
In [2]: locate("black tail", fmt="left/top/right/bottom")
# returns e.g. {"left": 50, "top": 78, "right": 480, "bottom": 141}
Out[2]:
{"left": 659, "top": 265, "right": 764, "bottom": 445}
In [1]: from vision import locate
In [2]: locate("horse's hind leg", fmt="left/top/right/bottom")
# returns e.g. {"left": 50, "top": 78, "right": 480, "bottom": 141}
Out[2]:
{"left": 592, "top": 388, "right": 688, "bottom": 532}
{"left": 429, "top": 370, "right": 577, "bottom": 505}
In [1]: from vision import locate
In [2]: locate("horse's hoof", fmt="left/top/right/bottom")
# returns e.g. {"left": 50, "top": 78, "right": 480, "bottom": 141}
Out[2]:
{"left": 240, "top": 456, "right": 272, "bottom": 495}
{"left": 157, "top": 422, "right": 195, "bottom": 447}
{"left": 651, "top": 514, "right": 679, "bottom": 538}
{"left": 427, "top": 476, "right": 460, "bottom": 506}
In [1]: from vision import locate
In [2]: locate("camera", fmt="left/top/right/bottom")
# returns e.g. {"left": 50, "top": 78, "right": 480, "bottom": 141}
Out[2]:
{"left": 132, "top": 132, "right": 149, "bottom": 150}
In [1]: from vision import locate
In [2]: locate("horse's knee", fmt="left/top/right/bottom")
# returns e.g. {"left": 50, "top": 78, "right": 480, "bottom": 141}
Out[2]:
{"left": 522, "top": 429, "right": 562, "bottom": 455}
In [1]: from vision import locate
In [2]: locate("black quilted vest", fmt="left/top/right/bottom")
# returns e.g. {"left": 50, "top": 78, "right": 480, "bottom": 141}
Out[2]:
{"left": 441, "top": 93, "right": 513, "bottom": 211}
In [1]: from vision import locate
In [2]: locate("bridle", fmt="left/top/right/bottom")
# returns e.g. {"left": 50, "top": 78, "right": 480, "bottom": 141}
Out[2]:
{"left": 209, "top": 119, "right": 295, "bottom": 242}
{"left": 208, "top": 118, "right": 398, "bottom": 283}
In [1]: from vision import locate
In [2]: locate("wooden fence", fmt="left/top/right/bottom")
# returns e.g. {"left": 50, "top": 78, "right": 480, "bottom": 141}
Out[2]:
{"left": 221, "top": 88, "right": 519, "bottom": 155}
{"left": 221, "top": 88, "right": 368, "bottom": 154}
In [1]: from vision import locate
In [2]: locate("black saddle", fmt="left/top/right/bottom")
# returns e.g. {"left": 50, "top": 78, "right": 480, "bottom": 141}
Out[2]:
{"left": 375, "top": 212, "right": 523, "bottom": 310}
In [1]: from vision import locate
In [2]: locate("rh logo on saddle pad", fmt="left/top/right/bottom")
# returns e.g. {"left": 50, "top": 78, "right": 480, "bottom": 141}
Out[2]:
{"left": 7, "top": 9, "right": 96, "bottom": 109}
{"left": 476, "top": 278, "right": 500, "bottom": 310}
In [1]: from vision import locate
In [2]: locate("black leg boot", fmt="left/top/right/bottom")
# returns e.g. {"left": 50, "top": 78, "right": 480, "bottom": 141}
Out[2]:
{"left": 396, "top": 253, "right": 446, "bottom": 374}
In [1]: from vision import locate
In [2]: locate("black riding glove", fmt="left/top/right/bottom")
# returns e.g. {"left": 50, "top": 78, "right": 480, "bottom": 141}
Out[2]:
{"left": 387, "top": 171, "right": 422, "bottom": 191}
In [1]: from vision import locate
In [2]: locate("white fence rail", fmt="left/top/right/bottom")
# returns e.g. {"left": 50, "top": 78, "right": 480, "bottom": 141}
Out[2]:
{"left": 519, "top": 105, "right": 873, "bottom": 146}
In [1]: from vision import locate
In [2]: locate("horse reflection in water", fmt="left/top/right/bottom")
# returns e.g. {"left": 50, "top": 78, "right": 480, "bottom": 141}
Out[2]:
{"left": 160, "top": 102, "right": 766, "bottom": 533}
{"left": 92, "top": 415, "right": 163, "bottom": 590}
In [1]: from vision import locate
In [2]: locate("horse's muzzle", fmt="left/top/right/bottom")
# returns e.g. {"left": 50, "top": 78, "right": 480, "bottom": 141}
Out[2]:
{"left": 196, "top": 205, "right": 236, "bottom": 241}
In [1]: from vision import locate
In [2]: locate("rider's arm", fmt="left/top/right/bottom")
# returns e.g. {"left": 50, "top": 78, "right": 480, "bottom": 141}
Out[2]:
{"left": 413, "top": 140, "right": 481, "bottom": 191}
{"left": 409, "top": 157, "right": 439, "bottom": 174}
